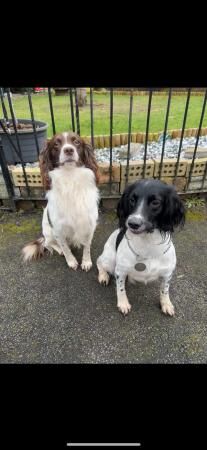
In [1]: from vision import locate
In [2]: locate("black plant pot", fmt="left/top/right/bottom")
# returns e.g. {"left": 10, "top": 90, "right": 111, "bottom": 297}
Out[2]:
{"left": 0, "top": 119, "right": 48, "bottom": 164}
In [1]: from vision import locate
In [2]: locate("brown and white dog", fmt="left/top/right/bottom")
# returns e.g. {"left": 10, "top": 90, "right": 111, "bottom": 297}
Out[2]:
{"left": 22, "top": 132, "right": 99, "bottom": 271}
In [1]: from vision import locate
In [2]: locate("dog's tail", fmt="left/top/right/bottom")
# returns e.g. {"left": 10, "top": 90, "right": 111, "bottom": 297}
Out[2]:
{"left": 22, "top": 236, "right": 46, "bottom": 262}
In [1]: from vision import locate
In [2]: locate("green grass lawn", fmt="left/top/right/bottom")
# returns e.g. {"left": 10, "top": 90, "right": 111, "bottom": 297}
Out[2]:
{"left": 1, "top": 92, "right": 207, "bottom": 139}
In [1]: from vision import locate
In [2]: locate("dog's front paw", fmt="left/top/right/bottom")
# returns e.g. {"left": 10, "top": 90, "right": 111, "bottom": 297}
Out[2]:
{"left": 117, "top": 299, "right": 132, "bottom": 316}
{"left": 81, "top": 260, "right": 92, "bottom": 272}
{"left": 67, "top": 258, "right": 79, "bottom": 271}
{"left": 161, "top": 301, "right": 175, "bottom": 317}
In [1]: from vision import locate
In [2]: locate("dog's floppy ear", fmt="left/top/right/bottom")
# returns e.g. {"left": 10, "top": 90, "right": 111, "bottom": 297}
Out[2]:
{"left": 80, "top": 138, "right": 99, "bottom": 184}
{"left": 160, "top": 186, "right": 185, "bottom": 232}
{"left": 117, "top": 196, "right": 125, "bottom": 228}
{"left": 39, "top": 136, "right": 56, "bottom": 191}
{"left": 39, "top": 138, "right": 55, "bottom": 191}
{"left": 117, "top": 186, "right": 132, "bottom": 229}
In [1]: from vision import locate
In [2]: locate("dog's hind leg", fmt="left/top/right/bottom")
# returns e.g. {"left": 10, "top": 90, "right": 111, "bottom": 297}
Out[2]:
{"left": 53, "top": 235, "right": 79, "bottom": 270}
{"left": 97, "top": 229, "right": 119, "bottom": 286}
{"left": 49, "top": 242, "right": 63, "bottom": 255}
{"left": 97, "top": 249, "right": 116, "bottom": 286}
{"left": 97, "top": 256, "right": 110, "bottom": 286}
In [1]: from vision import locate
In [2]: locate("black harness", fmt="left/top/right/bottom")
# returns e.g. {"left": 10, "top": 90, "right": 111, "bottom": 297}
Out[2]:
{"left": 115, "top": 228, "right": 126, "bottom": 250}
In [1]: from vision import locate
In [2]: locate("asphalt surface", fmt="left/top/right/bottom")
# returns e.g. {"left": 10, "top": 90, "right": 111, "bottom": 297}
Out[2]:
{"left": 0, "top": 205, "right": 207, "bottom": 363}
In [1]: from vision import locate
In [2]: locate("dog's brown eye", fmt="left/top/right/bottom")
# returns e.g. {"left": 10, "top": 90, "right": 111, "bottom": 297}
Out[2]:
{"left": 74, "top": 139, "right": 80, "bottom": 146}
{"left": 130, "top": 197, "right": 136, "bottom": 207}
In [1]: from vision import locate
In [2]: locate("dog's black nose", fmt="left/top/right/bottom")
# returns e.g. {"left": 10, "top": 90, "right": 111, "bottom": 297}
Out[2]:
{"left": 64, "top": 147, "right": 74, "bottom": 155}
{"left": 128, "top": 219, "right": 143, "bottom": 229}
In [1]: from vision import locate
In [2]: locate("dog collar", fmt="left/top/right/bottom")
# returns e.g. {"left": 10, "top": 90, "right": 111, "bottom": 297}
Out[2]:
{"left": 124, "top": 232, "right": 171, "bottom": 271}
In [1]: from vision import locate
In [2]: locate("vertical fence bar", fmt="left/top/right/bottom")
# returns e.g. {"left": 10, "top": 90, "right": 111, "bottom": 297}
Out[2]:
{"left": 109, "top": 88, "right": 113, "bottom": 193}
{"left": 143, "top": 89, "right": 153, "bottom": 178}
{"left": 0, "top": 88, "right": 9, "bottom": 122}
{"left": 74, "top": 88, "right": 80, "bottom": 135}
{"left": 48, "top": 87, "right": 56, "bottom": 135}
{"left": 0, "top": 138, "right": 16, "bottom": 210}
{"left": 187, "top": 88, "right": 207, "bottom": 190}
{"left": 201, "top": 157, "right": 207, "bottom": 189}
{"left": 69, "top": 88, "right": 75, "bottom": 132}
{"left": 201, "top": 99, "right": 207, "bottom": 189}
{"left": 6, "top": 88, "right": 30, "bottom": 196}
{"left": 90, "top": 88, "right": 94, "bottom": 148}
{"left": 174, "top": 88, "right": 191, "bottom": 182}
{"left": 158, "top": 88, "right": 172, "bottom": 179}
{"left": 27, "top": 88, "right": 40, "bottom": 157}
{"left": 125, "top": 89, "right": 133, "bottom": 186}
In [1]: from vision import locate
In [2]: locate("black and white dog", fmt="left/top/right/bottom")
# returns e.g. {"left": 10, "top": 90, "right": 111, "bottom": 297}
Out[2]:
{"left": 97, "top": 179, "right": 185, "bottom": 316}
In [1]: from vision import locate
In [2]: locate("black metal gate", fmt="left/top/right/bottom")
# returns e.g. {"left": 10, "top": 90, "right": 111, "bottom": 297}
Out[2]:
{"left": 0, "top": 87, "right": 207, "bottom": 210}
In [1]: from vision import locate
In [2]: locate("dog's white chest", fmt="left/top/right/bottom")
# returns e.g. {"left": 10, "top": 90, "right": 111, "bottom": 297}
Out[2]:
{"left": 129, "top": 257, "right": 168, "bottom": 283}
{"left": 116, "top": 230, "right": 176, "bottom": 284}
{"left": 45, "top": 166, "right": 99, "bottom": 244}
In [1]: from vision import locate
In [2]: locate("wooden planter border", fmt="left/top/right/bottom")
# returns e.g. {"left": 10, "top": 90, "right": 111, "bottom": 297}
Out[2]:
{"left": 82, "top": 127, "right": 207, "bottom": 148}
